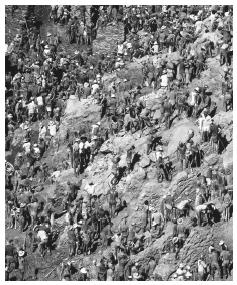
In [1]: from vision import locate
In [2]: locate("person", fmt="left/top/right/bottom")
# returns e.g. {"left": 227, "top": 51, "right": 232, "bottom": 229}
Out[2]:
{"left": 111, "top": 155, "right": 120, "bottom": 184}
{"left": 17, "top": 248, "right": 26, "bottom": 281}
{"left": 208, "top": 245, "right": 221, "bottom": 280}
{"left": 126, "top": 145, "right": 135, "bottom": 174}
{"left": 97, "top": 259, "right": 107, "bottom": 281}
{"left": 209, "top": 119, "right": 220, "bottom": 153}
{"left": 177, "top": 218, "right": 186, "bottom": 249}
{"left": 220, "top": 246, "right": 231, "bottom": 279}
{"left": 155, "top": 146, "right": 172, "bottom": 180}
{"left": 222, "top": 191, "right": 232, "bottom": 222}
{"left": 119, "top": 217, "right": 129, "bottom": 245}
{"left": 197, "top": 255, "right": 207, "bottom": 281}
{"left": 107, "top": 186, "right": 117, "bottom": 218}
{"left": 91, "top": 121, "right": 101, "bottom": 136}
{"left": 177, "top": 142, "right": 186, "bottom": 171}
{"left": 163, "top": 97, "right": 173, "bottom": 129}
{"left": 4, "top": 5, "right": 234, "bottom": 280}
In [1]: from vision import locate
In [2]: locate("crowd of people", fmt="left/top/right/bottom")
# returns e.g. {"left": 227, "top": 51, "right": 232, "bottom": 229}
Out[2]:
{"left": 170, "top": 240, "right": 232, "bottom": 281}
{"left": 5, "top": 5, "right": 233, "bottom": 281}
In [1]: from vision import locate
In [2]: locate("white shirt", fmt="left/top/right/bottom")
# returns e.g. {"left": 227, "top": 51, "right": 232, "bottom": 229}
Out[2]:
{"left": 84, "top": 183, "right": 95, "bottom": 195}
{"left": 49, "top": 124, "right": 56, "bottom": 137}
{"left": 160, "top": 74, "right": 168, "bottom": 87}
{"left": 36, "top": 96, "right": 43, "bottom": 106}
{"left": 197, "top": 116, "right": 204, "bottom": 131}
{"left": 39, "top": 126, "right": 46, "bottom": 139}
{"left": 153, "top": 44, "right": 159, "bottom": 53}
{"left": 202, "top": 115, "right": 211, "bottom": 131}
{"left": 91, "top": 124, "right": 99, "bottom": 135}
{"left": 92, "top": 83, "right": 99, "bottom": 95}
{"left": 196, "top": 204, "right": 207, "bottom": 212}
{"left": 79, "top": 141, "right": 90, "bottom": 151}
{"left": 197, "top": 260, "right": 207, "bottom": 273}
{"left": 23, "top": 142, "right": 31, "bottom": 154}
{"left": 51, "top": 170, "right": 60, "bottom": 180}
{"left": 44, "top": 48, "right": 51, "bottom": 56}
{"left": 117, "top": 44, "right": 124, "bottom": 54}
{"left": 37, "top": 230, "right": 47, "bottom": 241}
{"left": 156, "top": 151, "right": 165, "bottom": 160}
{"left": 28, "top": 101, "right": 36, "bottom": 114}
{"left": 190, "top": 91, "right": 197, "bottom": 106}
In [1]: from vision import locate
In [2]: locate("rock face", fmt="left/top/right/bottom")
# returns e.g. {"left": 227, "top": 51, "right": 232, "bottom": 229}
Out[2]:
{"left": 165, "top": 119, "right": 200, "bottom": 156}
{"left": 179, "top": 220, "right": 233, "bottom": 270}
{"left": 93, "top": 22, "right": 124, "bottom": 55}
{"left": 139, "top": 156, "right": 151, "bottom": 168}
{"left": 5, "top": 5, "right": 233, "bottom": 281}
{"left": 59, "top": 98, "right": 101, "bottom": 139}
{"left": 5, "top": 5, "right": 28, "bottom": 42}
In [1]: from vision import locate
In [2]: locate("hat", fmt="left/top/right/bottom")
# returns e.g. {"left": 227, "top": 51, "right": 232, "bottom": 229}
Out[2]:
{"left": 47, "top": 32, "right": 52, "bottom": 37}
{"left": 176, "top": 268, "right": 183, "bottom": 275}
{"left": 111, "top": 94, "right": 116, "bottom": 98}
{"left": 185, "top": 271, "right": 192, "bottom": 277}
{"left": 208, "top": 245, "right": 214, "bottom": 252}
{"left": 173, "top": 237, "right": 179, "bottom": 244}
{"left": 44, "top": 45, "right": 50, "bottom": 49}
{"left": 154, "top": 41, "right": 158, "bottom": 45}
{"left": 219, "top": 240, "right": 224, "bottom": 245}
{"left": 161, "top": 26, "right": 166, "bottom": 30}
{"left": 34, "top": 143, "right": 38, "bottom": 147}
{"left": 201, "top": 46, "right": 206, "bottom": 51}
{"left": 123, "top": 78, "right": 127, "bottom": 82}
{"left": 80, "top": 268, "right": 87, "bottom": 274}
{"left": 158, "top": 146, "right": 163, "bottom": 151}
{"left": 133, "top": 272, "right": 139, "bottom": 278}
{"left": 20, "top": 203, "right": 26, "bottom": 208}
{"left": 194, "top": 87, "right": 200, "bottom": 92}
{"left": 73, "top": 223, "right": 79, "bottom": 229}
{"left": 18, "top": 250, "right": 25, "bottom": 257}
{"left": 177, "top": 218, "right": 183, "bottom": 225}
{"left": 96, "top": 121, "right": 101, "bottom": 126}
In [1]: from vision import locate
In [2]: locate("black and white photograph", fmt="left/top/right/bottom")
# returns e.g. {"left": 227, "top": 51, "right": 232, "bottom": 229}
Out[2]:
{"left": 4, "top": 3, "right": 234, "bottom": 281}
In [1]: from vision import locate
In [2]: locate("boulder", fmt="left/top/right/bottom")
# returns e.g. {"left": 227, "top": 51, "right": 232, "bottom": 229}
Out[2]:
{"left": 204, "top": 153, "right": 219, "bottom": 166}
{"left": 100, "top": 140, "right": 114, "bottom": 154}
{"left": 153, "top": 261, "right": 176, "bottom": 281}
{"left": 173, "top": 171, "right": 188, "bottom": 183}
{"left": 213, "top": 110, "right": 233, "bottom": 126}
{"left": 139, "top": 155, "right": 151, "bottom": 168}
{"left": 149, "top": 152, "right": 157, "bottom": 163}
{"left": 165, "top": 119, "right": 200, "bottom": 156}
{"left": 118, "top": 153, "right": 127, "bottom": 168}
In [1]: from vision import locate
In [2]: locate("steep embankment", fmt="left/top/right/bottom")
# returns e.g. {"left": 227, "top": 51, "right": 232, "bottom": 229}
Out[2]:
{"left": 5, "top": 7, "right": 233, "bottom": 281}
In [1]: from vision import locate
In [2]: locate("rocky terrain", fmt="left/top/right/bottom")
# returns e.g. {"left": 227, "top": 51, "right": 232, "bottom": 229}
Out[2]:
{"left": 5, "top": 5, "right": 233, "bottom": 281}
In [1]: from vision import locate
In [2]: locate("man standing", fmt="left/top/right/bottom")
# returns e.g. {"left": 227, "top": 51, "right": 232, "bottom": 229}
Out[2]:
{"left": 220, "top": 246, "right": 231, "bottom": 279}
{"left": 126, "top": 145, "right": 135, "bottom": 174}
